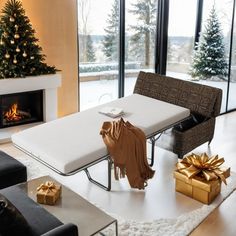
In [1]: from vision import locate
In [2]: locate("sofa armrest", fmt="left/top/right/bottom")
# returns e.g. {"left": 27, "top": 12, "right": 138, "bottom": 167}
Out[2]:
{"left": 41, "top": 223, "right": 78, "bottom": 236}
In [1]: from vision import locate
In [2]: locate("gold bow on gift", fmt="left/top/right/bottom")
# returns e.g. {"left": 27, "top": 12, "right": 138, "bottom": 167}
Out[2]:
{"left": 37, "top": 181, "right": 57, "bottom": 194}
{"left": 177, "top": 153, "right": 227, "bottom": 185}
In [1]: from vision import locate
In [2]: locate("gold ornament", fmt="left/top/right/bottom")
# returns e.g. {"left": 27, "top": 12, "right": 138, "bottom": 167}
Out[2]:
{"left": 31, "top": 67, "right": 36, "bottom": 73}
{"left": 14, "top": 13, "right": 17, "bottom": 17}
{"left": 30, "top": 56, "right": 35, "bottom": 60}
{"left": 16, "top": 46, "right": 20, "bottom": 52}
{"left": 10, "top": 16, "right": 15, "bottom": 22}
{"left": 14, "top": 33, "right": 20, "bottom": 39}
{"left": 5, "top": 52, "right": 10, "bottom": 59}
{"left": 23, "top": 42, "right": 27, "bottom": 46}
{"left": 14, "top": 25, "right": 18, "bottom": 29}
{"left": 13, "top": 55, "right": 17, "bottom": 64}
{"left": 10, "top": 40, "right": 15, "bottom": 44}
{"left": 23, "top": 51, "right": 27, "bottom": 57}
{"left": 0, "top": 37, "right": 3, "bottom": 45}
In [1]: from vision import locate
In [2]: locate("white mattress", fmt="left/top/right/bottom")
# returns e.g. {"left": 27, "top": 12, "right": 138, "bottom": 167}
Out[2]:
{"left": 11, "top": 94, "right": 190, "bottom": 174}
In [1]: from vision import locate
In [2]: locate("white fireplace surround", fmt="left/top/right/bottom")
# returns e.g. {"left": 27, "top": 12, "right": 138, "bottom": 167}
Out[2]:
{"left": 0, "top": 73, "right": 61, "bottom": 122}
{"left": 0, "top": 73, "right": 61, "bottom": 143}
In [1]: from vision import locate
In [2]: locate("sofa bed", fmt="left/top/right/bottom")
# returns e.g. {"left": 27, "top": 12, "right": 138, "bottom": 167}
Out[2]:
{"left": 11, "top": 71, "right": 222, "bottom": 190}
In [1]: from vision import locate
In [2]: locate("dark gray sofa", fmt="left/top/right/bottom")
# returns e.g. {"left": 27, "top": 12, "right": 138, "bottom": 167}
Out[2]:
{"left": 0, "top": 185, "right": 78, "bottom": 236}
{"left": 0, "top": 150, "right": 27, "bottom": 189}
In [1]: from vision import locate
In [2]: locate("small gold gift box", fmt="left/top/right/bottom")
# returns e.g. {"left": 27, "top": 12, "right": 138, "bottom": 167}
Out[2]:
{"left": 36, "top": 181, "right": 61, "bottom": 205}
{"left": 174, "top": 153, "right": 230, "bottom": 204}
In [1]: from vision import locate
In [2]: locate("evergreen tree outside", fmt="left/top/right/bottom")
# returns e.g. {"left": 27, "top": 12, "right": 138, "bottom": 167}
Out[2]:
{"left": 129, "top": 0, "right": 157, "bottom": 67}
{"left": 190, "top": 6, "right": 228, "bottom": 80}
{"left": 102, "top": 0, "right": 119, "bottom": 61}
{"left": 0, "top": 0, "right": 57, "bottom": 79}
{"left": 86, "top": 34, "right": 96, "bottom": 62}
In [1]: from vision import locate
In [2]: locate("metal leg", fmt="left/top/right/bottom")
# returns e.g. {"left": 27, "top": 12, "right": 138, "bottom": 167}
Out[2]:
{"left": 148, "top": 133, "right": 163, "bottom": 167}
{"left": 149, "top": 137, "right": 156, "bottom": 167}
{"left": 115, "top": 220, "right": 118, "bottom": 236}
{"left": 84, "top": 157, "right": 112, "bottom": 191}
{"left": 98, "top": 220, "right": 118, "bottom": 235}
{"left": 178, "top": 154, "right": 183, "bottom": 159}
{"left": 208, "top": 139, "right": 213, "bottom": 145}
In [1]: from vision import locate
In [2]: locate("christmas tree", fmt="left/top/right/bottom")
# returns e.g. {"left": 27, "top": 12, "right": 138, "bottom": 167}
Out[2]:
{"left": 190, "top": 6, "right": 228, "bottom": 80}
{"left": 0, "top": 0, "right": 57, "bottom": 79}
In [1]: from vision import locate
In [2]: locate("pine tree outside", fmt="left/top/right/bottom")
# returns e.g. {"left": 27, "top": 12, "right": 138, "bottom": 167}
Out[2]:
{"left": 190, "top": 5, "right": 228, "bottom": 81}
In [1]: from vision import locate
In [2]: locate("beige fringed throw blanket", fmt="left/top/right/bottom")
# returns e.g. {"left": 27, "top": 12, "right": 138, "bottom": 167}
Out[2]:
{"left": 100, "top": 118, "right": 155, "bottom": 189}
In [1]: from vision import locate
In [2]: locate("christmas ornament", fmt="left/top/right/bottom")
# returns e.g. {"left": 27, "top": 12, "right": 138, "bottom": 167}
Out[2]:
{"left": 30, "top": 56, "right": 35, "bottom": 59}
{"left": 16, "top": 46, "right": 20, "bottom": 52}
{"left": 23, "top": 51, "right": 27, "bottom": 57}
{"left": 14, "top": 25, "right": 18, "bottom": 29}
{"left": 10, "top": 16, "right": 15, "bottom": 22}
{"left": 13, "top": 55, "right": 17, "bottom": 64}
{"left": 5, "top": 52, "right": 10, "bottom": 59}
{"left": 31, "top": 67, "right": 35, "bottom": 73}
{"left": 14, "top": 33, "right": 20, "bottom": 39}
{"left": 10, "top": 40, "right": 15, "bottom": 44}
{"left": 0, "top": 37, "right": 3, "bottom": 45}
{"left": 23, "top": 42, "right": 27, "bottom": 46}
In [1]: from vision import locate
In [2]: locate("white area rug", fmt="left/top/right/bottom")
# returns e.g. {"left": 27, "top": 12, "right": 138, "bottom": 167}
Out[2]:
{"left": 102, "top": 176, "right": 236, "bottom": 236}
{"left": 12, "top": 152, "right": 236, "bottom": 236}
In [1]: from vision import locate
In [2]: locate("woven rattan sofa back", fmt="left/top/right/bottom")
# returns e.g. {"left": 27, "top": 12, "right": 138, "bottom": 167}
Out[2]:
{"left": 134, "top": 71, "right": 222, "bottom": 118}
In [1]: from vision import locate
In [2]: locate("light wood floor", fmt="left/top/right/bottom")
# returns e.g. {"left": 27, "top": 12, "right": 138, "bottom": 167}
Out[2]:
{"left": 190, "top": 111, "right": 236, "bottom": 236}
{"left": 0, "top": 111, "right": 235, "bottom": 235}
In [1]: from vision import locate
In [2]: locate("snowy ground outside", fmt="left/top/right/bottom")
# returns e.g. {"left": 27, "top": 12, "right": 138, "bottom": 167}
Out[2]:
{"left": 80, "top": 72, "right": 236, "bottom": 112}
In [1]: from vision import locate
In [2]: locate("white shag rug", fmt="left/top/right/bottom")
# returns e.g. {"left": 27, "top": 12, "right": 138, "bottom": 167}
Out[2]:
{"left": 13, "top": 154, "right": 236, "bottom": 236}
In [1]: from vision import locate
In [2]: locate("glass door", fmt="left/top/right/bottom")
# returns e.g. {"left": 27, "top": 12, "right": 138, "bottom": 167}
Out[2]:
{"left": 78, "top": 0, "right": 119, "bottom": 110}
{"left": 166, "top": 0, "right": 197, "bottom": 79}
{"left": 228, "top": 4, "right": 236, "bottom": 111}
{"left": 124, "top": 0, "right": 157, "bottom": 96}
{"left": 199, "top": 0, "right": 234, "bottom": 112}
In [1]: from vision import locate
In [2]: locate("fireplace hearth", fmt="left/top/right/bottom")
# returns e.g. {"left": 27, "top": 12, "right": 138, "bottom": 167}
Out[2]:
{"left": 0, "top": 74, "right": 61, "bottom": 143}
{"left": 0, "top": 90, "right": 43, "bottom": 128}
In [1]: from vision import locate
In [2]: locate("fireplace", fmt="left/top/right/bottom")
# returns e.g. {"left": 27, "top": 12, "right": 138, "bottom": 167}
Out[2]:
{"left": 0, "top": 90, "right": 43, "bottom": 128}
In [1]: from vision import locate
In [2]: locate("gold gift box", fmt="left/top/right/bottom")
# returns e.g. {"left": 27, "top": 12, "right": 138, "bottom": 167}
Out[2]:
{"left": 36, "top": 182, "right": 61, "bottom": 205}
{"left": 174, "top": 169, "right": 230, "bottom": 204}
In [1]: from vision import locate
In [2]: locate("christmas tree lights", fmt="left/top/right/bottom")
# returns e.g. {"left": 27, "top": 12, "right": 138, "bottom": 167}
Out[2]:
{"left": 0, "top": 0, "right": 57, "bottom": 79}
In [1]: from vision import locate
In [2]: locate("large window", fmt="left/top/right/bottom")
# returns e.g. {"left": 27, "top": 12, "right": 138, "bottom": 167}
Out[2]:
{"left": 166, "top": 0, "right": 197, "bottom": 77}
{"left": 78, "top": 0, "right": 236, "bottom": 113}
{"left": 200, "top": 0, "right": 234, "bottom": 112}
{"left": 228, "top": 5, "right": 236, "bottom": 111}
{"left": 78, "top": 0, "right": 119, "bottom": 110}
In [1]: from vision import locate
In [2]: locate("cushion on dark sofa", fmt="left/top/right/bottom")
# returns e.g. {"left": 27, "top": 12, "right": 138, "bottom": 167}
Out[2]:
{"left": 0, "top": 186, "right": 63, "bottom": 236}
{"left": 0, "top": 150, "right": 27, "bottom": 189}
{"left": 0, "top": 194, "right": 33, "bottom": 236}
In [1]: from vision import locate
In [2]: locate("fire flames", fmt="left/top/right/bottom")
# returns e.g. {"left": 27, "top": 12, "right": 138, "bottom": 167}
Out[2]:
{"left": 4, "top": 103, "right": 23, "bottom": 122}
